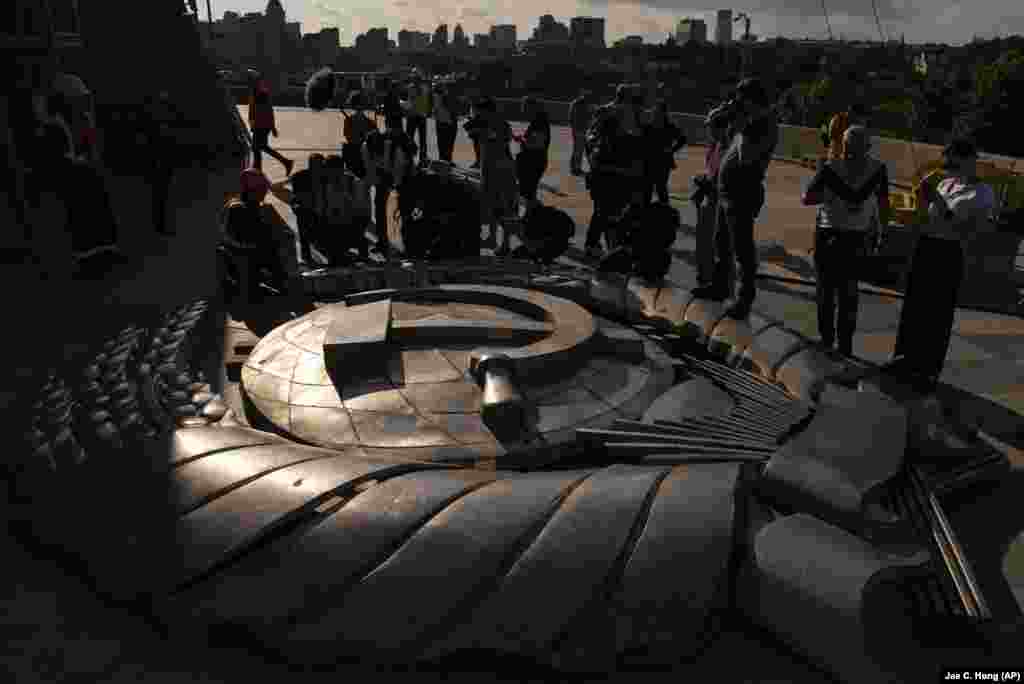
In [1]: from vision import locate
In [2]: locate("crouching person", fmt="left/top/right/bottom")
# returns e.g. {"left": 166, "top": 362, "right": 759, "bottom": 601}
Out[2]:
{"left": 221, "top": 167, "right": 298, "bottom": 298}
{"left": 597, "top": 202, "right": 679, "bottom": 282}
{"left": 510, "top": 205, "right": 576, "bottom": 265}
{"left": 318, "top": 155, "right": 372, "bottom": 264}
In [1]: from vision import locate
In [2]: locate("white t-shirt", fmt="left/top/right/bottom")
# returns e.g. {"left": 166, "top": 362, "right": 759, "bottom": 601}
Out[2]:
{"left": 934, "top": 177, "right": 997, "bottom": 221}
{"left": 927, "top": 177, "right": 997, "bottom": 240}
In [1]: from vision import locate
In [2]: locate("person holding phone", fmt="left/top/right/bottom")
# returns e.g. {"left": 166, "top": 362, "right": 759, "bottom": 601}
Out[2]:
{"left": 802, "top": 125, "right": 890, "bottom": 358}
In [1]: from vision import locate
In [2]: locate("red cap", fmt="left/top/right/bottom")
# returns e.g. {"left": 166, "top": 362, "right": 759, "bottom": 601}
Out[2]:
{"left": 240, "top": 167, "right": 270, "bottom": 199}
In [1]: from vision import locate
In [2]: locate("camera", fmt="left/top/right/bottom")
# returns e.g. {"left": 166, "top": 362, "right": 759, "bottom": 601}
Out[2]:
{"left": 705, "top": 99, "right": 742, "bottom": 130}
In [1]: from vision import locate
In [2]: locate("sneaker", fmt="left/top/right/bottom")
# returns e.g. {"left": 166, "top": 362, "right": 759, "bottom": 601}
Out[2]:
{"left": 690, "top": 284, "right": 729, "bottom": 302}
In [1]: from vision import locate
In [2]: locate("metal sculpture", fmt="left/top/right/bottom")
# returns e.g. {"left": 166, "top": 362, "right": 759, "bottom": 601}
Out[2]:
{"left": 9, "top": 269, "right": 1009, "bottom": 683}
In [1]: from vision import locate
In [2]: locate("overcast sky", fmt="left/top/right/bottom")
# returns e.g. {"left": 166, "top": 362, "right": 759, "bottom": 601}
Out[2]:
{"left": 213, "top": 0, "right": 1023, "bottom": 46}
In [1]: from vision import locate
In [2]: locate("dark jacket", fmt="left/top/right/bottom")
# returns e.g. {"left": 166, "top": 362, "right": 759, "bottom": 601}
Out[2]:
{"left": 644, "top": 121, "right": 687, "bottom": 168}
{"left": 717, "top": 111, "right": 779, "bottom": 202}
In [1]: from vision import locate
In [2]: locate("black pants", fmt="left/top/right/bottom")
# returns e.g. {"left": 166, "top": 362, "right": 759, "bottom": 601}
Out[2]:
{"left": 436, "top": 121, "right": 457, "bottom": 163}
{"left": 712, "top": 186, "right": 765, "bottom": 305}
{"left": 149, "top": 160, "right": 174, "bottom": 234}
{"left": 585, "top": 172, "right": 631, "bottom": 250}
{"left": 373, "top": 176, "right": 394, "bottom": 253}
{"left": 294, "top": 207, "right": 318, "bottom": 263}
{"left": 645, "top": 161, "right": 672, "bottom": 205}
{"left": 251, "top": 128, "right": 289, "bottom": 172}
{"left": 321, "top": 217, "right": 371, "bottom": 264}
{"left": 342, "top": 142, "right": 366, "bottom": 177}
{"left": 894, "top": 236, "right": 964, "bottom": 382}
{"left": 232, "top": 244, "right": 291, "bottom": 296}
{"left": 814, "top": 229, "right": 870, "bottom": 354}
{"left": 516, "top": 153, "right": 548, "bottom": 202}
{"left": 570, "top": 129, "right": 586, "bottom": 173}
{"left": 406, "top": 115, "right": 428, "bottom": 162}
{"left": 695, "top": 196, "right": 721, "bottom": 286}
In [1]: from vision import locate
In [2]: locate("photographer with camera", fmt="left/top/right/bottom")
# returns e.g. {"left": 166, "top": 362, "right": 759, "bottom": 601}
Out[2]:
{"left": 692, "top": 78, "right": 779, "bottom": 320}
{"left": 583, "top": 90, "right": 647, "bottom": 259}
{"left": 801, "top": 125, "right": 890, "bottom": 359}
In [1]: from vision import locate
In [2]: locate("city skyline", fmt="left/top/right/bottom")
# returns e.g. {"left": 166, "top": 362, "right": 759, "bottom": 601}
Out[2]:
{"left": 211, "top": 0, "right": 1023, "bottom": 46}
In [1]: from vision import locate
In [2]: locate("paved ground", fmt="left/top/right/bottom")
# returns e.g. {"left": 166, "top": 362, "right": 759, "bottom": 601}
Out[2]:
{"left": 0, "top": 108, "right": 1021, "bottom": 682}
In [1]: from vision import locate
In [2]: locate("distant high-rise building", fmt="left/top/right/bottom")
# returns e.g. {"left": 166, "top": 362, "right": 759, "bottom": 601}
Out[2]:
{"left": 452, "top": 24, "right": 469, "bottom": 48}
{"left": 203, "top": 1, "right": 302, "bottom": 77}
{"left": 355, "top": 26, "right": 389, "bottom": 53}
{"left": 716, "top": 9, "right": 732, "bottom": 45}
{"left": 301, "top": 27, "right": 339, "bottom": 69}
{"left": 432, "top": 24, "right": 448, "bottom": 49}
{"left": 532, "top": 14, "right": 570, "bottom": 43}
{"left": 490, "top": 24, "right": 516, "bottom": 51}
{"left": 569, "top": 16, "right": 605, "bottom": 49}
{"left": 676, "top": 18, "right": 707, "bottom": 45}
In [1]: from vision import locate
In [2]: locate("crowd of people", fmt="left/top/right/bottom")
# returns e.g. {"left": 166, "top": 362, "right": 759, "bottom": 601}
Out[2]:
{"left": 6, "top": 63, "right": 998, "bottom": 384}
{"left": 237, "top": 74, "right": 696, "bottom": 274}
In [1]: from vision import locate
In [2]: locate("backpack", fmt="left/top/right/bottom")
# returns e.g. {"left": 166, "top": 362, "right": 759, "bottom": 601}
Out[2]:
{"left": 521, "top": 206, "right": 575, "bottom": 262}
{"left": 628, "top": 203, "right": 679, "bottom": 253}
{"left": 400, "top": 169, "right": 480, "bottom": 259}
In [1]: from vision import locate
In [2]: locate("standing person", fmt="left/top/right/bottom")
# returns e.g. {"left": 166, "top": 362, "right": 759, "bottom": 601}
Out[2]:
{"left": 691, "top": 108, "right": 730, "bottom": 286}
{"left": 287, "top": 154, "right": 323, "bottom": 266}
{"left": 379, "top": 84, "right": 405, "bottom": 134}
{"left": 886, "top": 137, "right": 996, "bottom": 389}
{"left": 475, "top": 97, "right": 517, "bottom": 251}
{"left": 362, "top": 120, "right": 415, "bottom": 259}
{"left": 513, "top": 97, "right": 552, "bottom": 218}
{"left": 406, "top": 78, "right": 432, "bottom": 166}
{"left": 247, "top": 79, "right": 294, "bottom": 177}
{"left": 142, "top": 91, "right": 186, "bottom": 236}
{"left": 801, "top": 126, "right": 890, "bottom": 358}
{"left": 692, "top": 78, "right": 779, "bottom": 320}
{"left": 433, "top": 86, "right": 459, "bottom": 164}
{"left": 823, "top": 102, "right": 869, "bottom": 161}
{"left": 643, "top": 101, "right": 687, "bottom": 205}
{"left": 583, "top": 92, "right": 646, "bottom": 259}
{"left": 569, "top": 90, "right": 591, "bottom": 176}
{"left": 464, "top": 100, "right": 486, "bottom": 169}
{"left": 342, "top": 92, "right": 374, "bottom": 178}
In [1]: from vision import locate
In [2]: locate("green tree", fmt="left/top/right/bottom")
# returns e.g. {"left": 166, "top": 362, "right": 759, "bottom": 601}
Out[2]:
{"left": 961, "top": 49, "right": 1024, "bottom": 155}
